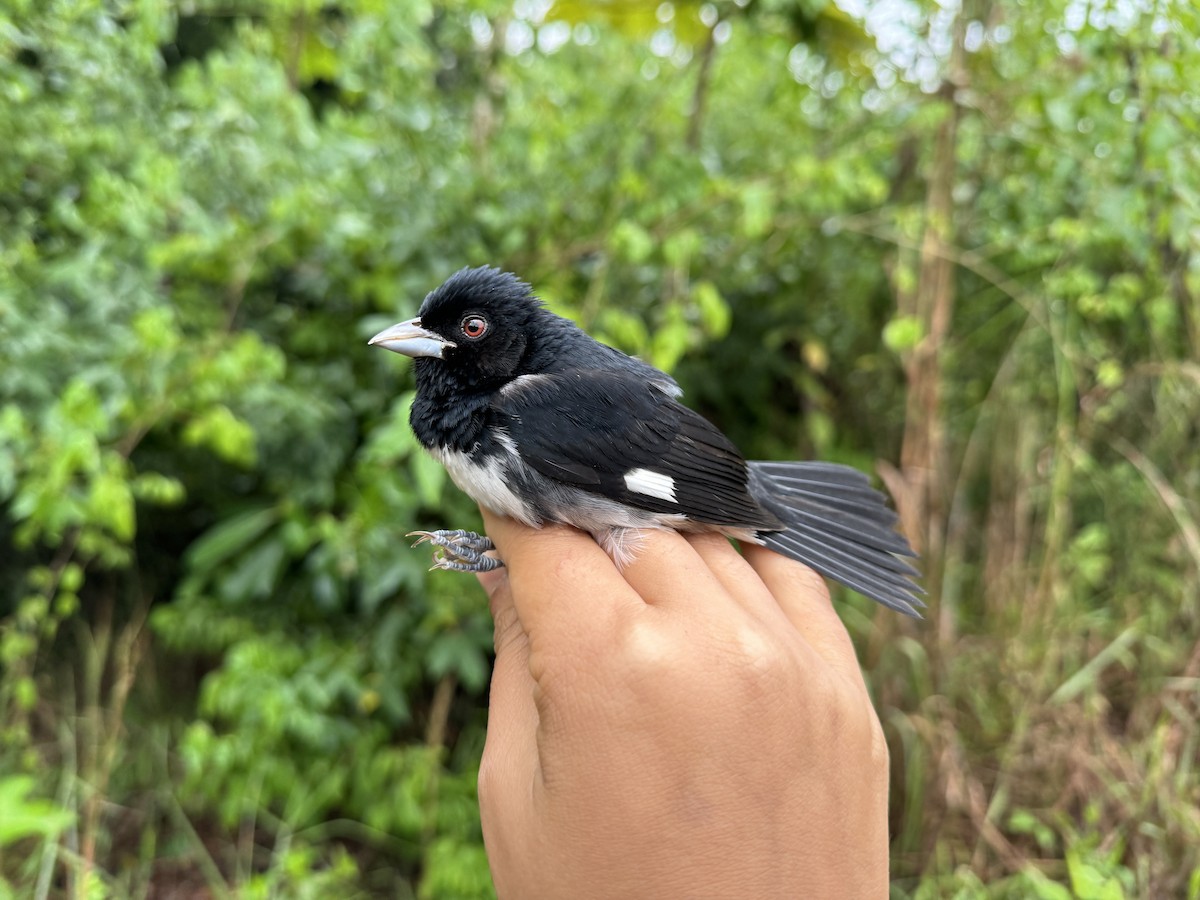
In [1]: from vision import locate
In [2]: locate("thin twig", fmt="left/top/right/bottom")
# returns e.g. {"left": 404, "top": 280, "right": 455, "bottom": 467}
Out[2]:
{"left": 1111, "top": 436, "right": 1200, "bottom": 576}
{"left": 687, "top": 27, "right": 718, "bottom": 150}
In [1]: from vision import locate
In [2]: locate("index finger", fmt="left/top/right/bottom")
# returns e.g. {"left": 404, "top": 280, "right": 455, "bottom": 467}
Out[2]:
{"left": 480, "top": 508, "right": 644, "bottom": 653}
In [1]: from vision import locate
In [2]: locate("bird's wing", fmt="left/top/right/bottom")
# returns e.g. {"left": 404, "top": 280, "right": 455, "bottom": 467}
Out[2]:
{"left": 491, "top": 370, "right": 781, "bottom": 529}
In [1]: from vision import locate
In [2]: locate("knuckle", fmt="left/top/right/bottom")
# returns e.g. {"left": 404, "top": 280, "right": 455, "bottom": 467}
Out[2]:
{"left": 476, "top": 745, "right": 504, "bottom": 803}
{"left": 865, "top": 702, "right": 890, "bottom": 769}
{"left": 817, "top": 680, "right": 889, "bottom": 770}
{"left": 815, "top": 677, "right": 850, "bottom": 735}
{"left": 724, "top": 625, "right": 794, "bottom": 699}
{"left": 616, "top": 613, "right": 677, "bottom": 673}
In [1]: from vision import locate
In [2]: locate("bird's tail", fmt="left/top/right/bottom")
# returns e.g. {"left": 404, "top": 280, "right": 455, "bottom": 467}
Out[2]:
{"left": 747, "top": 461, "right": 924, "bottom": 617}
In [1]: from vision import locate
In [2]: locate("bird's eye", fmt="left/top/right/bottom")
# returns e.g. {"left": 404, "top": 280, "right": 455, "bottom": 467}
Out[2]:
{"left": 461, "top": 315, "right": 488, "bottom": 339}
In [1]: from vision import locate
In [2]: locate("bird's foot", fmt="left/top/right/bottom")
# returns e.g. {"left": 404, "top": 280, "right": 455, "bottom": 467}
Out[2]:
{"left": 407, "top": 529, "right": 504, "bottom": 573}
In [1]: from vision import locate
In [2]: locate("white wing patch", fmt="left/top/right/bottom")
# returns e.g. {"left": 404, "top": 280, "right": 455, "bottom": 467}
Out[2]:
{"left": 623, "top": 468, "right": 677, "bottom": 503}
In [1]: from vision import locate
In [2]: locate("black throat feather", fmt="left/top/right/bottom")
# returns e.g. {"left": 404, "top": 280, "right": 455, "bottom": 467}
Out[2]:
{"left": 409, "top": 358, "right": 496, "bottom": 453}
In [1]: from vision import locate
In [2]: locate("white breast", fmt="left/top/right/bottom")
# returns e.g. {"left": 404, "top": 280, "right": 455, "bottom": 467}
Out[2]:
{"left": 431, "top": 440, "right": 539, "bottom": 526}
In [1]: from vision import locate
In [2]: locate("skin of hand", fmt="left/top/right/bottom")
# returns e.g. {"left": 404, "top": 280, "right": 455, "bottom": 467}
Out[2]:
{"left": 474, "top": 509, "right": 890, "bottom": 900}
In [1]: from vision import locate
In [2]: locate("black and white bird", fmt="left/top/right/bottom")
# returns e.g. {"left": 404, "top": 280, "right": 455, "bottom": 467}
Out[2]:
{"left": 369, "top": 266, "right": 923, "bottom": 616}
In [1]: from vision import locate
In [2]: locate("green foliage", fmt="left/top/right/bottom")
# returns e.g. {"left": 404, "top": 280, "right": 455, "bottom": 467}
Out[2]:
{"left": 0, "top": 776, "right": 73, "bottom": 846}
{"left": 0, "top": 776, "right": 73, "bottom": 898}
{"left": 2, "top": 0, "right": 1199, "bottom": 895}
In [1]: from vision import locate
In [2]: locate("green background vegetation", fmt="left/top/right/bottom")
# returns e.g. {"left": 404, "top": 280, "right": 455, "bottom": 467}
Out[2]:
{"left": 2, "top": 0, "right": 1199, "bottom": 896}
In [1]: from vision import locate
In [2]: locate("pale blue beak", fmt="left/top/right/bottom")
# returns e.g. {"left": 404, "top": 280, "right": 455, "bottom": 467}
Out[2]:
{"left": 368, "top": 318, "right": 455, "bottom": 359}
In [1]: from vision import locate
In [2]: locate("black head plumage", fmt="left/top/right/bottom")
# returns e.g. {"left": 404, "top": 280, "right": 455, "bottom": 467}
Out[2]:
{"left": 414, "top": 266, "right": 548, "bottom": 386}
{"left": 418, "top": 266, "right": 541, "bottom": 320}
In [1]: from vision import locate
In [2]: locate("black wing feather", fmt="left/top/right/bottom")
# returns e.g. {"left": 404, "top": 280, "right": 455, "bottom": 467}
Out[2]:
{"left": 749, "top": 462, "right": 924, "bottom": 615}
{"left": 492, "top": 370, "right": 780, "bottom": 529}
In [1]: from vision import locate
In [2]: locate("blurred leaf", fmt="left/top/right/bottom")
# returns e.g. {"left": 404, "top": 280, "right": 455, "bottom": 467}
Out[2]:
{"left": 693, "top": 280, "right": 731, "bottom": 338}
{"left": 130, "top": 472, "right": 187, "bottom": 506}
{"left": 1066, "top": 846, "right": 1128, "bottom": 900}
{"left": 549, "top": 0, "right": 712, "bottom": 45}
{"left": 883, "top": 315, "right": 924, "bottom": 354}
{"left": 412, "top": 452, "right": 448, "bottom": 507}
{"left": 182, "top": 405, "right": 259, "bottom": 467}
{"left": 0, "top": 777, "right": 73, "bottom": 847}
{"left": 1019, "top": 868, "right": 1075, "bottom": 900}
{"left": 740, "top": 182, "right": 774, "bottom": 238}
{"left": 610, "top": 219, "right": 655, "bottom": 264}
{"left": 185, "top": 506, "right": 279, "bottom": 574}
{"left": 427, "top": 630, "right": 489, "bottom": 692}
{"left": 1049, "top": 627, "right": 1139, "bottom": 706}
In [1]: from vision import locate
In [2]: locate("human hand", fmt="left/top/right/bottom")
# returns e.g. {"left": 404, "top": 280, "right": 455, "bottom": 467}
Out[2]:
{"left": 475, "top": 509, "right": 890, "bottom": 900}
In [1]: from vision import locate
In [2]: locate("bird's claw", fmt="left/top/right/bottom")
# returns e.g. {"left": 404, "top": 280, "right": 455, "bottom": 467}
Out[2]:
{"left": 408, "top": 529, "right": 504, "bottom": 573}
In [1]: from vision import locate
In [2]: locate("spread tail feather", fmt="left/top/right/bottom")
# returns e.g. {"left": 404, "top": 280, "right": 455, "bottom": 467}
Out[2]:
{"left": 748, "top": 461, "right": 924, "bottom": 617}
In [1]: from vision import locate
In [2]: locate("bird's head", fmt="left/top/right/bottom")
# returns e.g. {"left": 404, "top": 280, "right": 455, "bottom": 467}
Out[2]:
{"left": 369, "top": 266, "right": 543, "bottom": 386}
